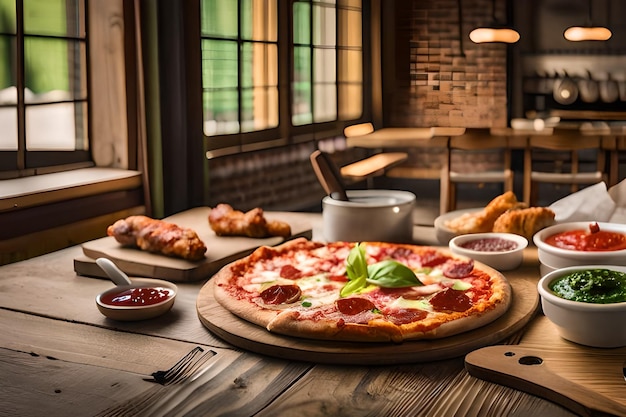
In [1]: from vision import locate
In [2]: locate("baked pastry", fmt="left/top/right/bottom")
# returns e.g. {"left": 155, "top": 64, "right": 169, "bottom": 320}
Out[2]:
{"left": 208, "top": 204, "right": 291, "bottom": 238}
{"left": 492, "top": 207, "right": 556, "bottom": 240}
{"left": 444, "top": 191, "right": 526, "bottom": 234}
{"left": 107, "top": 215, "right": 207, "bottom": 260}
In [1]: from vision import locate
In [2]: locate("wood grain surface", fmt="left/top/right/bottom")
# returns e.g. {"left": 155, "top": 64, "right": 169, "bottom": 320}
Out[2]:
{"left": 78, "top": 208, "right": 312, "bottom": 281}
{"left": 197, "top": 262, "right": 540, "bottom": 365}
{"left": 466, "top": 317, "right": 626, "bottom": 417}
{"left": 1, "top": 240, "right": 582, "bottom": 417}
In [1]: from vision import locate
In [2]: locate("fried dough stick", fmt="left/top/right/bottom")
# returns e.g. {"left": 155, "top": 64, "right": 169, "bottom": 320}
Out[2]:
{"left": 107, "top": 215, "right": 207, "bottom": 261}
{"left": 208, "top": 204, "right": 291, "bottom": 238}
{"left": 444, "top": 191, "right": 526, "bottom": 234}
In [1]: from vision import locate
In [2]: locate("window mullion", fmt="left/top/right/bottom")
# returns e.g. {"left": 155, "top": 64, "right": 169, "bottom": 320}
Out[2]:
{"left": 334, "top": 2, "right": 339, "bottom": 118}
{"left": 16, "top": 0, "right": 25, "bottom": 170}
{"left": 309, "top": 0, "right": 314, "bottom": 123}
{"left": 237, "top": 0, "right": 243, "bottom": 133}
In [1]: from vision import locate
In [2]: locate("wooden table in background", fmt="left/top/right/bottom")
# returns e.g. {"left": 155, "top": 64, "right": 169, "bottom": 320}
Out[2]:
{"left": 345, "top": 127, "right": 466, "bottom": 149}
{"left": 2, "top": 212, "right": 622, "bottom": 416}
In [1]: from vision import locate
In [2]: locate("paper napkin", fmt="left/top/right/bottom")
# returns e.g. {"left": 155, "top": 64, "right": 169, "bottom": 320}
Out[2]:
{"left": 549, "top": 180, "right": 626, "bottom": 223}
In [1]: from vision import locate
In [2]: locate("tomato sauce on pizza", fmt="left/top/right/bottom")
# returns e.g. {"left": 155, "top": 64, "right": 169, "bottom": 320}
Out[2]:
{"left": 213, "top": 238, "right": 511, "bottom": 343}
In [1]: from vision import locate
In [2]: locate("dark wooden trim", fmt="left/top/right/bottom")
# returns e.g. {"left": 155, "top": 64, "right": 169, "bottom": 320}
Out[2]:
{"left": 123, "top": 0, "right": 139, "bottom": 171}
{"left": 156, "top": 0, "right": 205, "bottom": 216}
{"left": 0, "top": 188, "right": 144, "bottom": 240}
{"left": 16, "top": 0, "right": 26, "bottom": 170}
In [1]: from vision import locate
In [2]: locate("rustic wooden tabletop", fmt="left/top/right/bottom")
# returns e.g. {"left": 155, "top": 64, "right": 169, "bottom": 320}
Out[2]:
{"left": 1, "top": 212, "right": 623, "bottom": 417}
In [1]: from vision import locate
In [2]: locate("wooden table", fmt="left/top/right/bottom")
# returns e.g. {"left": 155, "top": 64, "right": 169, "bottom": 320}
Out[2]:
{"left": 2, "top": 214, "right": 621, "bottom": 417}
{"left": 345, "top": 127, "right": 466, "bottom": 149}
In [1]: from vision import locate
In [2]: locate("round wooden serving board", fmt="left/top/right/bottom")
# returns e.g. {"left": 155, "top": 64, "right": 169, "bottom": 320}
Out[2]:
{"left": 197, "top": 269, "right": 540, "bottom": 365}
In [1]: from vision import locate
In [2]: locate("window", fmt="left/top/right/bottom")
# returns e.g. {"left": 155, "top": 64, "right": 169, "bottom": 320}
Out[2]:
{"left": 201, "top": 0, "right": 364, "bottom": 152}
{"left": 200, "top": 0, "right": 279, "bottom": 136}
{"left": 0, "top": 0, "right": 89, "bottom": 178}
{"left": 293, "top": 0, "right": 363, "bottom": 125}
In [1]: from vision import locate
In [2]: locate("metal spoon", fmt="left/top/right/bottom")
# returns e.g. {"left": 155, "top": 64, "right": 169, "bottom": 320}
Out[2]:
{"left": 96, "top": 257, "right": 133, "bottom": 286}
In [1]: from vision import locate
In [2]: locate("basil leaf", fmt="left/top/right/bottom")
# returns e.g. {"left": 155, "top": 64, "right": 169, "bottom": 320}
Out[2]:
{"left": 366, "top": 260, "right": 422, "bottom": 288}
{"left": 346, "top": 243, "right": 367, "bottom": 281}
{"left": 341, "top": 243, "right": 368, "bottom": 297}
{"left": 340, "top": 274, "right": 367, "bottom": 297}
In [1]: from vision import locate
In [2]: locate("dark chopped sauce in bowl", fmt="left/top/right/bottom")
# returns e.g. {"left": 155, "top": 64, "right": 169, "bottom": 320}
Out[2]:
{"left": 460, "top": 237, "right": 518, "bottom": 252}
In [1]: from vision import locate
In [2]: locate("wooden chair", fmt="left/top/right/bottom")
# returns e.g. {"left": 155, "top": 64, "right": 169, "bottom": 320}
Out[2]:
{"left": 340, "top": 123, "right": 408, "bottom": 186}
{"left": 606, "top": 131, "right": 623, "bottom": 187}
{"left": 440, "top": 128, "right": 514, "bottom": 213}
{"left": 523, "top": 129, "right": 607, "bottom": 206}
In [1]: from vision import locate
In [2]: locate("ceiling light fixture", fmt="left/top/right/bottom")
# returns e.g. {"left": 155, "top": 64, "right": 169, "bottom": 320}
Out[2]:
{"left": 564, "top": 0, "right": 612, "bottom": 41}
{"left": 469, "top": 0, "right": 520, "bottom": 44}
{"left": 564, "top": 26, "right": 611, "bottom": 41}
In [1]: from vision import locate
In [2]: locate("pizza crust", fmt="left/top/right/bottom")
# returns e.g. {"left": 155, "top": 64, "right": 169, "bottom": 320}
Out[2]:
{"left": 212, "top": 238, "right": 512, "bottom": 343}
{"left": 267, "top": 312, "right": 404, "bottom": 342}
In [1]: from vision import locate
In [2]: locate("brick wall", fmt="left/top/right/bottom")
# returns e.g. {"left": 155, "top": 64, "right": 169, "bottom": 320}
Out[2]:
{"left": 206, "top": 141, "right": 370, "bottom": 212}
{"left": 389, "top": 0, "right": 509, "bottom": 128}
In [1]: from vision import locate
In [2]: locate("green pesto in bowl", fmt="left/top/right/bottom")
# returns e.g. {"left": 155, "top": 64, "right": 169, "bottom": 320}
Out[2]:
{"left": 549, "top": 268, "right": 626, "bottom": 304}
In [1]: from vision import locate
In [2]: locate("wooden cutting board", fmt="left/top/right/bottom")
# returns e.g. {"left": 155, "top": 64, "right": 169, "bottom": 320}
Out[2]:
{"left": 77, "top": 208, "right": 312, "bottom": 282}
{"left": 465, "top": 317, "right": 626, "bottom": 417}
{"left": 196, "top": 261, "right": 540, "bottom": 365}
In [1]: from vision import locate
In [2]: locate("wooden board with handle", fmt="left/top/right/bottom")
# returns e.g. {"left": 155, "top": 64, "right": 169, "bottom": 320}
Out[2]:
{"left": 465, "top": 317, "right": 626, "bottom": 417}
{"left": 78, "top": 207, "right": 312, "bottom": 282}
{"left": 196, "top": 265, "right": 540, "bottom": 365}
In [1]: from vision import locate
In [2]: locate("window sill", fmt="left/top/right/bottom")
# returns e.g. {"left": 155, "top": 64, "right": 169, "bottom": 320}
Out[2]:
{"left": 0, "top": 167, "right": 145, "bottom": 265}
{"left": 0, "top": 167, "right": 143, "bottom": 212}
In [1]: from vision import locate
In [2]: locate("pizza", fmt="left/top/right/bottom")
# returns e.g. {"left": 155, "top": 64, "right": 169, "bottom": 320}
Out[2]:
{"left": 212, "top": 238, "right": 511, "bottom": 343}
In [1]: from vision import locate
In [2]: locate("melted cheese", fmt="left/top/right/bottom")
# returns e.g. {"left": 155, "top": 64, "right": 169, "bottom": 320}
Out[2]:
{"left": 391, "top": 297, "right": 433, "bottom": 312}
{"left": 297, "top": 274, "right": 342, "bottom": 308}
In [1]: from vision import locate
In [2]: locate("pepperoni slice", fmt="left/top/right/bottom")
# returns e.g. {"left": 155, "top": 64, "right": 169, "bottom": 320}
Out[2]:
{"left": 260, "top": 284, "right": 301, "bottom": 305}
{"left": 420, "top": 251, "right": 449, "bottom": 267}
{"left": 280, "top": 264, "right": 303, "bottom": 279}
{"left": 336, "top": 297, "right": 376, "bottom": 315}
{"left": 388, "top": 308, "right": 428, "bottom": 325}
{"left": 430, "top": 288, "right": 472, "bottom": 312}
{"left": 441, "top": 259, "right": 474, "bottom": 278}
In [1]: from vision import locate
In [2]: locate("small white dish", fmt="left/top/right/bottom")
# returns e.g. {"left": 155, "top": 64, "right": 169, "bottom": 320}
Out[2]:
{"left": 96, "top": 278, "right": 177, "bottom": 321}
{"left": 538, "top": 265, "right": 626, "bottom": 348}
{"left": 449, "top": 232, "right": 528, "bottom": 271}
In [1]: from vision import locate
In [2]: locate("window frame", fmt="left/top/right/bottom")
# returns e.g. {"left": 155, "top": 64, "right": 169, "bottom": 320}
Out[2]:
{"left": 198, "top": 0, "right": 372, "bottom": 157}
{"left": 0, "top": 0, "right": 95, "bottom": 179}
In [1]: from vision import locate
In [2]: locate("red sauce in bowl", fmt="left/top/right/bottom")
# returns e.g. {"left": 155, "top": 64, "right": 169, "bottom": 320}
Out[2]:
{"left": 460, "top": 237, "right": 518, "bottom": 252}
{"left": 100, "top": 287, "right": 174, "bottom": 307}
{"left": 545, "top": 230, "right": 626, "bottom": 252}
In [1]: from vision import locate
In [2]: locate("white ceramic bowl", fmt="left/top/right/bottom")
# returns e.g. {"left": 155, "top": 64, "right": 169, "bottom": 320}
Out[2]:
{"left": 322, "top": 190, "right": 415, "bottom": 243}
{"left": 534, "top": 222, "right": 626, "bottom": 271}
{"left": 538, "top": 265, "right": 626, "bottom": 347}
{"left": 539, "top": 260, "right": 557, "bottom": 277}
{"left": 96, "top": 278, "right": 177, "bottom": 321}
{"left": 433, "top": 208, "right": 483, "bottom": 245}
{"left": 449, "top": 232, "right": 528, "bottom": 271}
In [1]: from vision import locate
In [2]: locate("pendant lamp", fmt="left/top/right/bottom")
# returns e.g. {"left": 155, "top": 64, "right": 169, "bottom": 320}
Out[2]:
{"left": 564, "top": 0, "right": 612, "bottom": 41}
{"left": 469, "top": 0, "right": 520, "bottom": 44}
